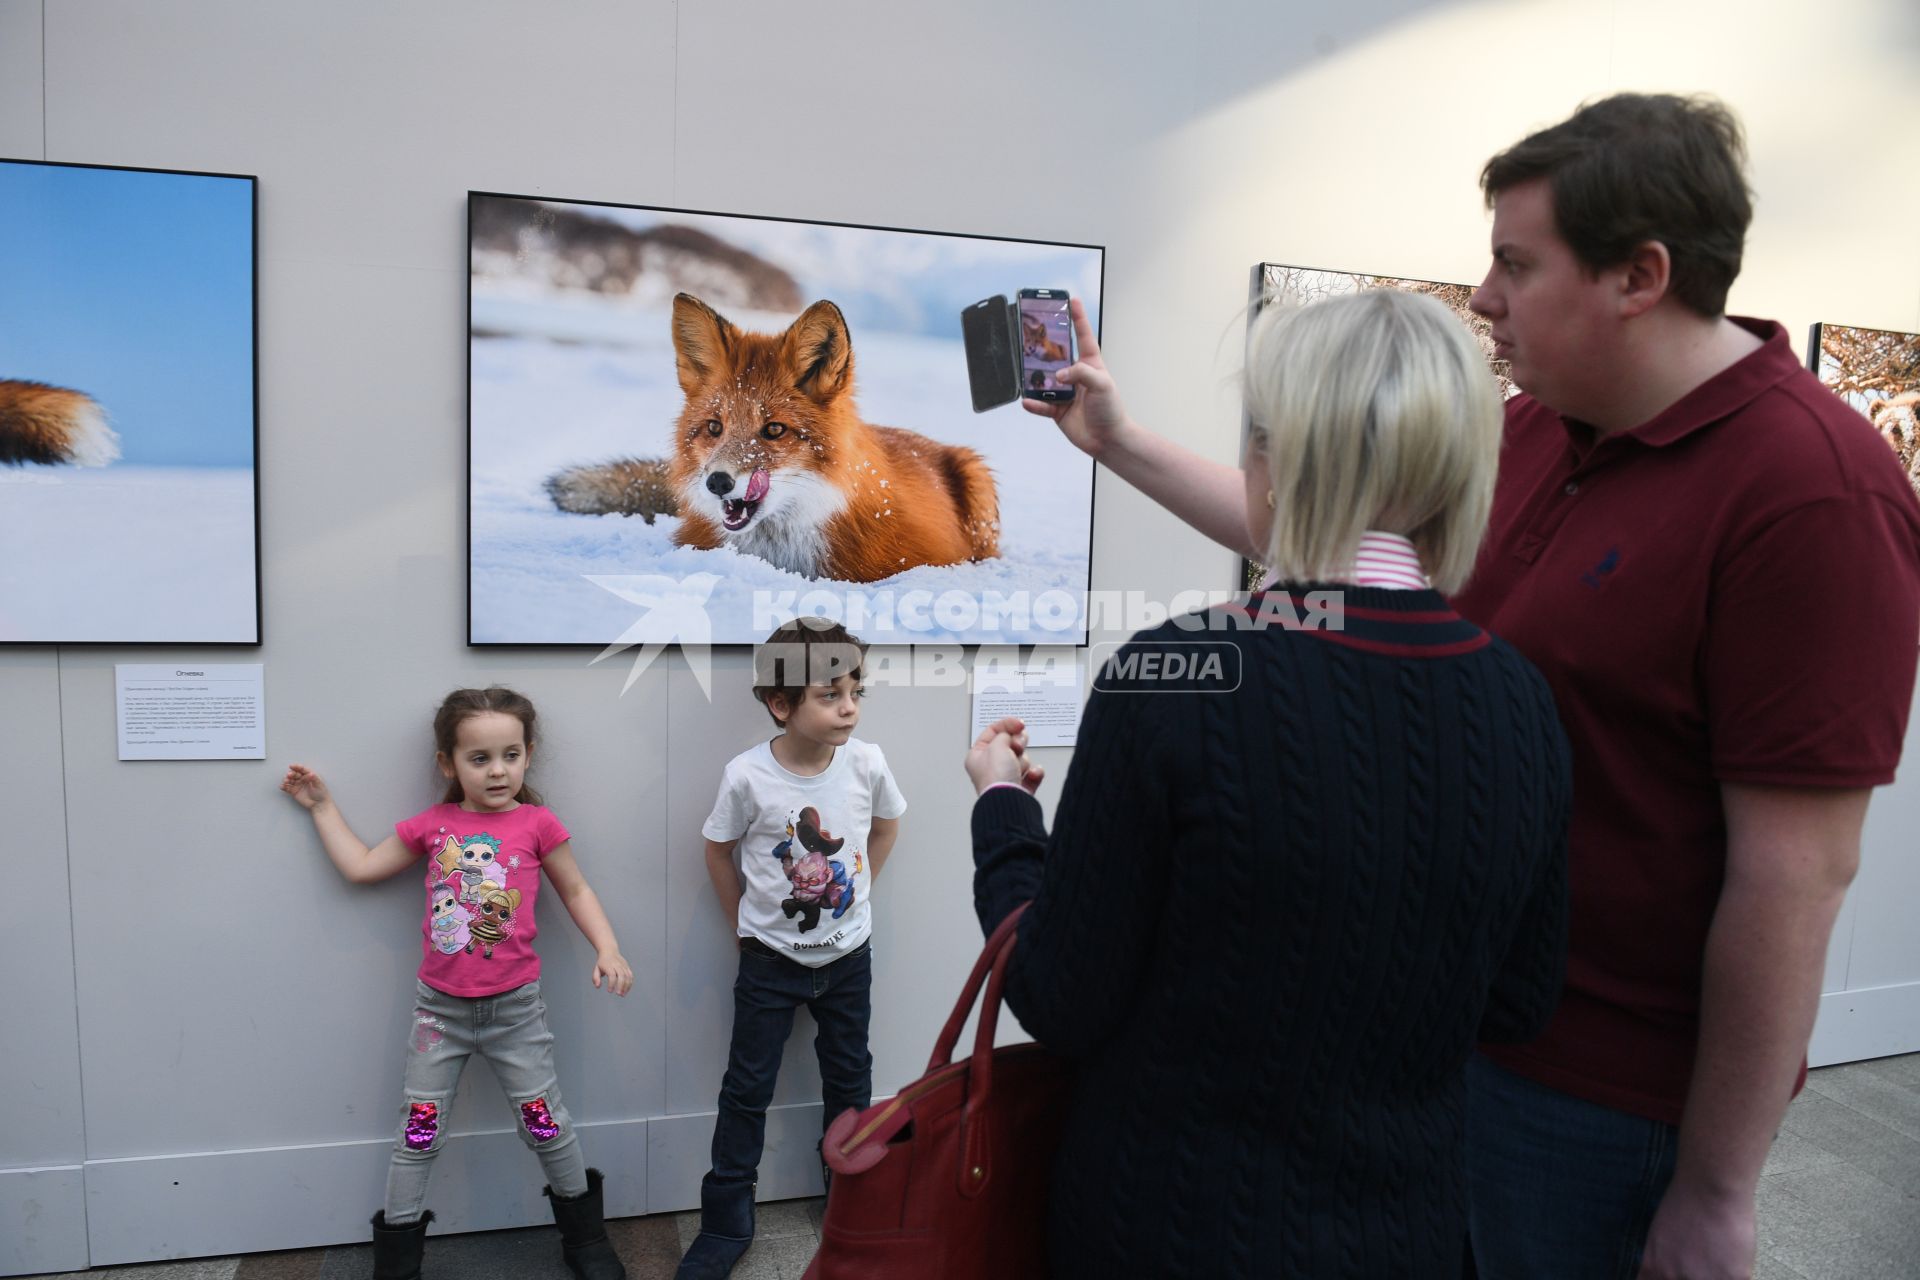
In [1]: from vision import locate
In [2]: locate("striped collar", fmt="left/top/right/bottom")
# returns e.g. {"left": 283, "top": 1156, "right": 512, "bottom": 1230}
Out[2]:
{"left": 1258, "top": 531, "right": 1430, "bottom": 591}
{"left": 1351, "top": 531, "right": 1429, "bottom": 590}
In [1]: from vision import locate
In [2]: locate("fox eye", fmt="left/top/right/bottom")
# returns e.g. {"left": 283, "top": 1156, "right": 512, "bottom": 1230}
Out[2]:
{"left": 705, "top": 419, "right": 722, "bottom": 437}
{"left": 761, "top": 422, "right": 787, "bottom": 440}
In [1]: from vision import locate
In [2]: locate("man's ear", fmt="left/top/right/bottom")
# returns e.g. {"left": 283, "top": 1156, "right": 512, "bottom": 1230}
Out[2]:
{"left": 767, "top": 692, "right": 793, "bottom": 725}
{"left": 1617, "top": 240, "right": 1672, "bottom": 319}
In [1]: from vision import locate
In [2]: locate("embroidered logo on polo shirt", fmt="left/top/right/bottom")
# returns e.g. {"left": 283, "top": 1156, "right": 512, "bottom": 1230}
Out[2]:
{"left": 1581, "top": 547, "right": 1622, "bottom": 590}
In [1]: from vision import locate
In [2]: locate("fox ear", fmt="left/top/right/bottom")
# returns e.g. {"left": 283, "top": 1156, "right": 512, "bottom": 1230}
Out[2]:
{"left": 781, "top": 301, "right": 854, "bottom": 402}
{"left": 672, "top": 294, "right": 736, "bottom": 395}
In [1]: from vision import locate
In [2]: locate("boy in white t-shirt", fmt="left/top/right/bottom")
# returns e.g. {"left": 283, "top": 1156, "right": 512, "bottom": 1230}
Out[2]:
{"left": 676, "top": 618, "right": 905, "bottom": 1280}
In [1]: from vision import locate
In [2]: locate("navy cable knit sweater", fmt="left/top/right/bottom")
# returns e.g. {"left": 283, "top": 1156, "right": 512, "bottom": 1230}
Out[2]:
{"left": 972, "top": 589, "right": 1570, "bottom": 1279}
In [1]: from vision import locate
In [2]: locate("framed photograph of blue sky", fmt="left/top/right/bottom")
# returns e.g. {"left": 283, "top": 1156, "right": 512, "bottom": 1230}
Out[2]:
{"left": 0, "top": 158, "right": 258, "bottom": 644}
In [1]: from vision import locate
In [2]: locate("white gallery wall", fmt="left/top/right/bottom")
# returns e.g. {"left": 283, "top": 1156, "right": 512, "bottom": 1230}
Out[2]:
{"left": 3, "top": 0, "right": 1918, "bottom": 1271}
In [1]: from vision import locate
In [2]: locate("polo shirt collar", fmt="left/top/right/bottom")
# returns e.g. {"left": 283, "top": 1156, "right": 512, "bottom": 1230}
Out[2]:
{"left": 1559, "top": 317, "right": 1799, "bottom": 452}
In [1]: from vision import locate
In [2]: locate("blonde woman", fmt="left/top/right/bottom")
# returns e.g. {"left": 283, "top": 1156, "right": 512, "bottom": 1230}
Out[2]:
{"left": 964, "top": 289, "right": 1570, "bottom": 1278}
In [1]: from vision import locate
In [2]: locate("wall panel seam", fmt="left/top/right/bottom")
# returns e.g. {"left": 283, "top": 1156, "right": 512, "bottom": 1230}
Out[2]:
{"left": 54, "top": 647, "right": 91, "bottom": 1265}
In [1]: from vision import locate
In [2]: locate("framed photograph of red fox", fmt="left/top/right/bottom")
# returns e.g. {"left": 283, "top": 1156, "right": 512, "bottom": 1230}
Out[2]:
{"left": 0, "top": 158, "right": 259, "bottom": 644}
{"left": 468, "top": 192, "right": 1102, "bottom": 646}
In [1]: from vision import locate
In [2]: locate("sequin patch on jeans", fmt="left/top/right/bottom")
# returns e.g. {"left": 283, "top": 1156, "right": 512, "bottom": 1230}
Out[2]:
{"left": 520, "top": 1097, "right": 560, "bottom": 1143}
{"left": 404, "top": 1102, "right": 440, "bottom": 1151}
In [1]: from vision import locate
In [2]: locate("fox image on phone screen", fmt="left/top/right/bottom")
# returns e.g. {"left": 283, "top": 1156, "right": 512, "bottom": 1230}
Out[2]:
{"left": 1018, "top": 288, "right": 1075, "bottom": 401}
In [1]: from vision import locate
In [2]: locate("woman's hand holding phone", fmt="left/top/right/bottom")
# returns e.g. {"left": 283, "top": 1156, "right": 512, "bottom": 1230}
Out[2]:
{"left": 1023, "top": 298, "right": 1135, "bottom": 461}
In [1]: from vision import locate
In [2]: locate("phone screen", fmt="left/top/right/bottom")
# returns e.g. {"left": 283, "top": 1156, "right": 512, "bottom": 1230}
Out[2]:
{"left": 1018, "top": 292, "right": 1074, "bottom": 398}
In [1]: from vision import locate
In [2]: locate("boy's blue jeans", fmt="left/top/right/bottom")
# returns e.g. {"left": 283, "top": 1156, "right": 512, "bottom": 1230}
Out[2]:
{"left": 1464, "top": 1052, "right": 1680, "bottom": 1280}
{"left": 708, "top": 938, "right": 873, "bottom": 1183}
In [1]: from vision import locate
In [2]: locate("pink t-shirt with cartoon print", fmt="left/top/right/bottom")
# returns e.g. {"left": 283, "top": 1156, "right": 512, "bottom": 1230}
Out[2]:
{"left": 394, "top": 802, "right": 569, "bottom": 997}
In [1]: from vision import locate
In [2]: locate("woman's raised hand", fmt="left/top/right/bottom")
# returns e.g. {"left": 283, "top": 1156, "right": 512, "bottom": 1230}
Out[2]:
{"left": 1022, "top": 297, "right": 1132, "bottom": 460}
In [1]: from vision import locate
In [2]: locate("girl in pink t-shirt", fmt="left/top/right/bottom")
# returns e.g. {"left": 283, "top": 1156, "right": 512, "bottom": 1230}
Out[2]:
{"left": 281, "top": 686, "right": 631, "bottom": 1280}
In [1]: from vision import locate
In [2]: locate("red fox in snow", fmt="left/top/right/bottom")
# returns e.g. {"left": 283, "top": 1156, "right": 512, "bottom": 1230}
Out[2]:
{"left": 546, "top": 294, "right": 999, "bottom": 582}
{"left": 0, "top": 380, "right": 120, "bottom": 466}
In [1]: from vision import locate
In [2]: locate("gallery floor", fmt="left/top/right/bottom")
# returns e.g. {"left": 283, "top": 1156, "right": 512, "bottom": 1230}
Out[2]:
{"left": 18, "top": 1053, "right": 1920, "bottom": 1280}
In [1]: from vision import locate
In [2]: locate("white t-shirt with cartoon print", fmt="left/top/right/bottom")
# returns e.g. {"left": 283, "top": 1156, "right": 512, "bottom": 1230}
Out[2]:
{"left": 703, "top": 737, "right": 907, "bottom": 966}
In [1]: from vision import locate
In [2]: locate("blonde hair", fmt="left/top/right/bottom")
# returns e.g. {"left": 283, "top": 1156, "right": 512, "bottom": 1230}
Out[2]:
{"left": 1243, "top": 289, "right": 1502, "bottom": 595}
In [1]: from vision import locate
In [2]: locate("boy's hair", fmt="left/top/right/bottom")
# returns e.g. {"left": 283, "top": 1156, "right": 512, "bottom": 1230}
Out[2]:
{"left": 751, "top": 617, "right": 867, "bottom": 725}
{"left": 432, "top": 686, "right": 544, "bottom": 806}
{"left": 1244, "top": 288, "right": 1502, "bottom": 596}
{"left": 1480, "top": 93, "right": 1751, "bottom": 318}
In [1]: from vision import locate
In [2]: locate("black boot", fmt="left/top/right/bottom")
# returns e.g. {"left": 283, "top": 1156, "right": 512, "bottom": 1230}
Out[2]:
{"left": 370, "top": 1209, "right": 431, "bottom": 1280}
{"left": 674, "top": 1174, "right": 755, "bottom": 1279}
{"left": 545, "top": 1167, "right": 627, "bottom": 1280}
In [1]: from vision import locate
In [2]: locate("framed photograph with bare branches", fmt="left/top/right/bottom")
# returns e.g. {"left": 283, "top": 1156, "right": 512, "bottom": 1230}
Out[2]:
{"left": 1808, "top": 321, "right": 1920, "bottom": 501}
{"left": 1238, "top": 263, "right": 1511, "bottom": 590}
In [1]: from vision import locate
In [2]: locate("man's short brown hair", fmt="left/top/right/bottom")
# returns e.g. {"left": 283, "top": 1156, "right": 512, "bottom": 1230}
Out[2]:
{"left": 751, "top": 616, "right": 867, "bottom": 724}
{"left": 1481, "top": 93, "right": 1751, "bottom": 317}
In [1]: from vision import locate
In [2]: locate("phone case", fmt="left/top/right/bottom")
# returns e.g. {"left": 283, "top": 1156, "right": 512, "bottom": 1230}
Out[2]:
{"left": 961, "top": 294, "right": 1023, "bottom": 413}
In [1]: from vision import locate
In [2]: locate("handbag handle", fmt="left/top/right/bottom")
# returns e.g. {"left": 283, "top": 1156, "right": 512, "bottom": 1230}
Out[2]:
{"left": 823, "top": 906, "right": 1034, "bottom": 1184}
{"left": 927, "top": 902, "right": 1029, "bottom": 1073}
{"left": 927, "top": 902, "right": 1031, "bottom": 1198}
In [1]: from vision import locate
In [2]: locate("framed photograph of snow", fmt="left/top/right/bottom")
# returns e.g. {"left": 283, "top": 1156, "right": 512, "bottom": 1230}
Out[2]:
{"left": 1239, "top": 262, "right": 1509, "bottom": 591}
{"left": 0, "top": 158, "right": 259, "bottom": 644}
{"left": 1808, "top": 321, "right": 1920, "bottom": 501}
{"left": 468, "top": 192, "right": 1102, "bottom": 646}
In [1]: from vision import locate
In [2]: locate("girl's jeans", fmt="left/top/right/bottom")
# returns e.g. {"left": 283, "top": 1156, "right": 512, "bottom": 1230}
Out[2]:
{"left": 384, "top": 978, "right": 588, "bottom": 1222}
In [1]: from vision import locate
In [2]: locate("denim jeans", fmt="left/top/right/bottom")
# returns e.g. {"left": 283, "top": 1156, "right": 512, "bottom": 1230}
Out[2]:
{"left": 384, "top": 978, "right": 588, "bottom": 1222}
{"left": 708, "top": 939, "right": 873, "bottom": 1183}
{"left": 1464, "top": 1053, "right": 1679, "bottom": 1280}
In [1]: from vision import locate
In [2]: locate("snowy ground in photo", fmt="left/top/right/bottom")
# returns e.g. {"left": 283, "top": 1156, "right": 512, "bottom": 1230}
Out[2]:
{"left": 469, "top": 295, "right": 1095, "bottom": 646}
{"left": 0, "top": 465, "right": 256, "bottom": 641}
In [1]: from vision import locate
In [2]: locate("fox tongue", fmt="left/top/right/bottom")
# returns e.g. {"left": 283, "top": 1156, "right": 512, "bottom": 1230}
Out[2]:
{"left": 744, "top": 467, "right": 770, "bottom": 503}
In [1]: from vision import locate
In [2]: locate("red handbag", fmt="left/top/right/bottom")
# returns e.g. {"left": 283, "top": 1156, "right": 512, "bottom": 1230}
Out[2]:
{"left": 805, "top": 903, "right": 1071, "bottom": 1280}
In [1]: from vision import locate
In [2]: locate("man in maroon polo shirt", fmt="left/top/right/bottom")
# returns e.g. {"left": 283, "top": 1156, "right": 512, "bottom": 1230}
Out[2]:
{"left": 1452, "top": 95, "right": 1920, "bottom": 1280}
{"left": 1020, "top": 93, "right": 1920, "bottom": 1280}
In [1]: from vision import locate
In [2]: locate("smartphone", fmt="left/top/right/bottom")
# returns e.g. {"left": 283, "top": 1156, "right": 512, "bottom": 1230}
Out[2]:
{"left": 1017, "top": 288, "right": 1075, "bottom": 401}
{"left": 961, "top": 294, "right": 1021, "bottom": 413}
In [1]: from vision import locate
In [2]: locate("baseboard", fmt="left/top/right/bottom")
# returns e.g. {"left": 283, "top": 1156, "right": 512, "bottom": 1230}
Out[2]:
{"left": 0, "top": 1165, "right": 87, "bottom": 1277}
{"left": 646, "top": 1102, "right": 827, "bottom": 1209}
{"left": 26, "top": 1102, "right": 831, "bottom": 1271}
{"left": 1810, "top": 980, "right": 1920, "bottom": 1067}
